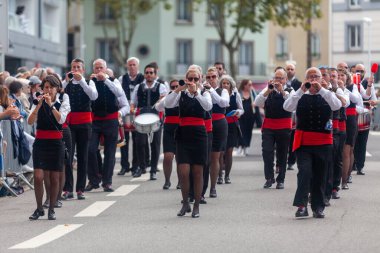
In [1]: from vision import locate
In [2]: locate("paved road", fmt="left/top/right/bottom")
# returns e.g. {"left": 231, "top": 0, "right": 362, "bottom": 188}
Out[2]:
{"left": 1, "top": 130, "right": 380, "bottom": 253}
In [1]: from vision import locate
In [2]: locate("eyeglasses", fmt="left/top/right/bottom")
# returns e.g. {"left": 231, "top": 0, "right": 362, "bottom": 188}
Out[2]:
{"left": 273, "top": 77, "right": 285, "bottom": 80}
{"left": 145, "top": 71, "right": 155, "bottom": 75}
{"left": 206, "top": 75, "right": 217, "bottom": 79}
{"left": 217, "top": 67, "right": 223, "bottom": 70}
{"left": 307, "top": 75, "right": 321, "bottom": 79}
{"left": 170, "top": 85, "right": 178, "bottom": 90}
{"left": 187, "top": 77, "right": 199, "bottom": 82}
{"left": 356, "top": 70, "right": 365, "bottom": 73}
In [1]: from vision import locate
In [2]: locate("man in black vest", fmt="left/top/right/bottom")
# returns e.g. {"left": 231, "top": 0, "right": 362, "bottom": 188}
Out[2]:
{"left": 130, "top": 64, "right": 167, "bottom": 180}
{"left": 353, "top": 64, "right": 376, "bottom": 175}
{"left": 85, "top": 59, "right": 128, "bottom": 192}
{"left": 62, "top": 58, "right": 98, "bottom": 200}
{"left": 117, "top": 57, "right": 145, "bottom": 176}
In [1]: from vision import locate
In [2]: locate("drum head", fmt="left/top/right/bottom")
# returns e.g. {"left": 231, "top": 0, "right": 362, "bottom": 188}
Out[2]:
{"left": 134, "top": 113, "right": 160, "bottom": 125}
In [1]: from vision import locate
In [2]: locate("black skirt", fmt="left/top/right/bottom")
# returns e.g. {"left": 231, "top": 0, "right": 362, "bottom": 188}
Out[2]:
{"left": 163, "top": 123, "right": 178, "bottom": 153}
{"left": 226, "top": 122, "right": 239, "bottom": 149}
{"left": 33, "top": 139, "right": 65, "bottom": 171}
{"left": 212, "top": 118, "right": 228, "bottom": 152}
{"left": 176, "top": 125, "right": 207, "bottom": 165}
{"left": 345, "top": 116, "right": 358, "bottom": 146}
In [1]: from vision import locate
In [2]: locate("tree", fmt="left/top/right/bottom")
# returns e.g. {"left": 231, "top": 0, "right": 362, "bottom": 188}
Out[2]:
{"left": 193, "top": 0, "right": 321, "bottom": 78}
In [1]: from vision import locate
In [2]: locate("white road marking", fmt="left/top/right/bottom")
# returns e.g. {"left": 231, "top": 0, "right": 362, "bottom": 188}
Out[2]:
{"left": 107, "top": 184, "right": 139, "bottom": 197}
{"left": 130, "top": 173, "right": 150, "bottom": 182}
{"left": 9, "top": 224, "right": 83, "bottom": 249}
{"left": 370, "top": 131, "right": 380, "bottom": 136}
{"left": 366, "top": 151, "right": 372, "bottom": 157}
{"left": 74, "top": 201, "right": 116, "bottom": 217}
{"left": 252, "top": 129, "right": 261, "bottom": 134}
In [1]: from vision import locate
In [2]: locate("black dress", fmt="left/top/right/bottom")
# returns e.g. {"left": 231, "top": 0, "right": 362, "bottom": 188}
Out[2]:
{"left": 239, "top": 93, "right": 255, "bottom": 148}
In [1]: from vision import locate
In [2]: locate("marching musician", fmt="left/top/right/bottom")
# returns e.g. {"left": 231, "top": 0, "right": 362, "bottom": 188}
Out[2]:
{"left": 85, "top": 59, "right": 128, "bottom": 193}
{"left": 284, "top": 67, "right": 342, "bottom": 219}
{"left": 165, "top": 67, "right": 212, "bottom": 218}
{"left": 255, "top": 68, "right": 292, "bottom": 189}
{"left": 130, "top": 64, "right": 167, "bottom": 180}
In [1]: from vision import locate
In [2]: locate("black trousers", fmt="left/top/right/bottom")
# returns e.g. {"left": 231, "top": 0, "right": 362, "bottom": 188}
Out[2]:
{"left": 353, "top": 129, "right": 370, "bottom": 171}
{"left": 262, "top": 128, "right": 290, "bottom": 183}
{"left": 88, "top": 119, "right": 118, "bottom": 186}
{"left": 64, "top": 124, "right": 91, "bottom": 192}
{"left": 287, "top": 130, "right": 296, "bottom": 166}
{"left": 63, "top": 127, "right": 73, "bottom": 192}
{"left": 333, "top": 132, "right": 346, "bottom": 191}
{"left": 120, "top": 131, "right": 139, "bottom": 170}
{"left": 135, "top": 126, "right": 162, "bottom": 173}
{"left": 293, "top": 145, "right": 332, "bottom": 211}
{"left": 325, "top": 133, "right": 340, "bottom": 199}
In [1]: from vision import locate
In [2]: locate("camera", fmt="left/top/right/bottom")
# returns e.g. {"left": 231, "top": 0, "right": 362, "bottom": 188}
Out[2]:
{"left": 179, "top": 80, "right": 186, "bottom": 86}
{"left": 32, "top": 92, "right": 43, "bottom": 105}
{"left": 68, "top": 72, "right": 74, "bottom": 79}
{"left": 304, "top": 82, "right": 311, "bottom": 89}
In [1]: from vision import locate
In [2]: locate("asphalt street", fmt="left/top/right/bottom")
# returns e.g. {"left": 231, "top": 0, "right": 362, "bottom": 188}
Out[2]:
{"left": 1, "top": 129, "right": 380, "bottom": 253}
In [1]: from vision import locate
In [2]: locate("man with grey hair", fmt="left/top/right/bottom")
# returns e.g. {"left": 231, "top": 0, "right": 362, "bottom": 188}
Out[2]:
{"left": 117, "top": 57, "right": 145, "bottom": 176}
{"left": 284, "top": 67, "right": 342, "bottom": 219}
{"left": 255, "top": 68, "right": 293, "bottom": 190}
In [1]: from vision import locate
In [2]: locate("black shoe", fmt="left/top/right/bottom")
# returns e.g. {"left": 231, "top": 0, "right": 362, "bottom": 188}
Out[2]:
{"left": 84, "top": 184, "right": 99, "bottom": 192}
{"left": 117, "top": 167, "right": 128, "bottom": 176}
{"left": 62, "top": 191, "right": 74, "bottom": 200}
{"left": 200, "top": 196, "right": 207, "bottom": 204}
{"left": 276, "top": 182, "right": 284, "bottom": 189}
{"left": 55, "top": 200, "right": 62, "bottom": 208}
{"left": 342, "top": 183, "right": 349, "bottom": 190}
{"left": 224, "top": 176, "right": 231, "bottom": 184}
{"left": 163, "top": 182, "right": 171, "bottom": 190}
{"left": 347, "top": 175, "right": 353, "bottom": 183}
{"left": 263, "top": 179, "right": 275, "bottom": 188}
{"left": 142, "top": 168, "right": 147, "bottom": 174}
{"left": 192, "top": 206, "right": 200, "bottom": 218}
{"left": 29, "top": 209, "right": 45, "bottom": 220}
{"left": 357, "top": 170, "right": 365, "bottom": 175}
{"left": 295, "top": 206, "right": 309, "bottom": 218}
{"left": 132, "top": 167, "right": 142, "bottom": 178}
{"left": 209, "top": 188, "right": 217, "bottom": 198}
{"left": 176, "top": 183, "right": 181, "bottom": 190}
{"left": 177, "top": 203, "right": 191, "bottom": 216}
{"left": 313, "top": 208, "right": 325, "bottom": 218}
{"left": 48, "top": 209, "right": 56, "bottom": 220}
{"left": 77, "top": 191, "right": 85, "bottom": 200}
{"left": 324, "top": 198, "right": 331, "bottom": 207}
{"left": 331, "top": 190, "right": 340, "bottom": 199}
{"left": 287, "top": 164, "right": 294, "bottom": 170}
{"left": 150, "top": 173, "right": 157, "bottom": 180}
{"left": 217, "top": 176, "right": 223, "bottom": 184}
{"left": 42, "top": 199, "right": 49, "bottom": 209}
{"left": 189, "top": 197, "right": 194, "bottom": 203}
{"left": 103, "top": 185, "right": 114, "bottom": 192}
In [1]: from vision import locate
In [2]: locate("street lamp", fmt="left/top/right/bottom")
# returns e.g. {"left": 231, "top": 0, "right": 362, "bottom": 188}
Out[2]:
{"left": 363, "top": 17, "right": 372, "bottom": 69}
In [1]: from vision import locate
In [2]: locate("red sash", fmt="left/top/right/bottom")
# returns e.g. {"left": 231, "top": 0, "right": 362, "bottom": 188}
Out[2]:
{"left": 262, "top": 118, "right": 292, "bottom": 130}
{"left": 212, "top": 113, "right": 225, "bottom": 121}
{"left": 338, "top": 121, "right": 346, "bottom": 132}
{"left": 333, "top": 119, "right": 339, "bottom": 130}
{"left": 179, "top": 117, "right": 205, "bottom": 127}
{"left": 346, "top": 108, "right": 357, "bottom": 116}
{"left": 92, "top": 112, "right": 118, "bottom": 121}
{"left": 226, "top": 116, "right": 238, "bottom": 124}
{"left": 67, "top": 112, "right": 92, "bottom": 125}
{"left": 293, "top": 130, "right": 333, "bottom": 152}
{"left": 204, "top": 119, "right": 213, "bottom": 132}
{"left": 164, "top": 116, "right": 180, "bottom": 124}
{"left": 36, "top": 130, "right": 63, "bottom": 139}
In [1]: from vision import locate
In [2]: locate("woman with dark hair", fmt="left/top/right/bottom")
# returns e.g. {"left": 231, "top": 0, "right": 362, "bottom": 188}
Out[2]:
{"left": 8, "top": 81, "right": 28, "bottom": 119}
{"left": 27, "top": 75, "right": 70, "bottom": 220}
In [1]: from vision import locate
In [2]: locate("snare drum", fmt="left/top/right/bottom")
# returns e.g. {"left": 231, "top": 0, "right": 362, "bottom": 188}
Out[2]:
{"left": 133, "top": 113, "right": 161, "bottom": 134}
{"left": 358, "top": 109, "right": 371, "bottom": 131}
{"left": 123, "top": 113, "right": 135, "bottom": 132}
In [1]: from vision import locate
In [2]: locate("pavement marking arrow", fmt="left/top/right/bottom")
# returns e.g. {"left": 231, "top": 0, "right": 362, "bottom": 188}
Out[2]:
{"left": 74, "top": 201, "right": 116, "bottom": 217}
{"left": 9, "top": 224, "right": 83, "bottom": 249}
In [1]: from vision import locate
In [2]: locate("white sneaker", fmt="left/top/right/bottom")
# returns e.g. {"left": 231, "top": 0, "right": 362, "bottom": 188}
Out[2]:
{"left": 22, "top": 165, "right": 34, "bottom": 173}
{"left": 242, "top": 148, "right": 247, "bottom": 157}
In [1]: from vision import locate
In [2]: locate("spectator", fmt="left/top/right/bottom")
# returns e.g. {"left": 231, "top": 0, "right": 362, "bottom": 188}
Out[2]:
{"left": 34, "top": 68, "right": 47, "bottom": 81}
{"left": 8, "top": 81, "right": 28, "bottom": 118}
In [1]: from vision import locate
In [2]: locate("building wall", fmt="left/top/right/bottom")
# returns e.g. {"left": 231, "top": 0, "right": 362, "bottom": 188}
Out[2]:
{"left": 268, "top": 0, "right": 330, "bottom": 78}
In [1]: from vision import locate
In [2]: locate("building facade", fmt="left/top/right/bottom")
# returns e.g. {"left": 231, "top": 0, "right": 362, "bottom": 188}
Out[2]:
{"left": 4, "top": 0, "right": 67, "bottom": 74}
{"left": 268, "top": 0, "right": 330, "bottom": 77}
{"left": 79, "top": 0, "right": 269, "bottom": 81}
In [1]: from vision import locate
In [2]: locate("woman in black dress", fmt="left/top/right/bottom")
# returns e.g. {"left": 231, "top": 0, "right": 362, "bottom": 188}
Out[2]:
{"left": 165, "top": 68, "right": 212, "bottom": 218}
{"left": 28, "top": 75, "right": 70, "bottom": 220}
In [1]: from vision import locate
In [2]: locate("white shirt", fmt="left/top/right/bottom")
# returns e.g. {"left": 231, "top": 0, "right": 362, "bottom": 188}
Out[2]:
{"left": 254, "top": 87, "right": 292, "bottom": 108}
{"left": 283, "top": 87, "right": 342, "bottom": 112}
{"left": 62, "top": 77, "right": 98, "bottom": 101}
{"left": 209, "top": 87, "right": 230, "bottom": 107}
{"left": 131, "top": 81, "right": 168, "bottom": 107}
{"left": 165, "top": 89, "right": 212, "bottom": 111}
{"left": 232, "top": 91, "right": 244, "bottom": 116}
{"left": 117, "top": 94, "right": 130, "bottom": 118}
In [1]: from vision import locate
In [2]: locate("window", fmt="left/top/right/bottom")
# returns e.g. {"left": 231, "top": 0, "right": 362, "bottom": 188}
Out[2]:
{"left": 176, "top": 40, "right": 193, "bottom": 74}
{"left": 348, "top": 0, "right": 361, "bottom": 8}
{"left": 239, "top": 42, "right": 253, "bottom": 75}
{"left": 347, "top": 24, "right": 362, "bottom": 51}
{"left": 95, "top": 0, "right": 116, "bottom": 21}
{"left": 207, "top": 2, "right": 220, "bottom": 23}
{"left": 311, "top": 33, "right": 320, "bottom": 58}
{"left": 176, "top": 0, "right": 192, "bottom": 23}
{"left": 276, "top": 35, "right": 288, "bottom": 59}
{"left": 207, "top": 40, "right": 223, "bottom": 66}
{"left": 96, "top": 39, "right": 116, "bottom": 65}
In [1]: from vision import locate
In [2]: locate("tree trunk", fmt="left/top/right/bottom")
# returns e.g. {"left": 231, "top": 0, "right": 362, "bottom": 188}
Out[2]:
{"left": 306, "top": 17, "right": 312, "bottom": 68}
{"left": 228, "top": 46, "right": 237, "bottom": 80}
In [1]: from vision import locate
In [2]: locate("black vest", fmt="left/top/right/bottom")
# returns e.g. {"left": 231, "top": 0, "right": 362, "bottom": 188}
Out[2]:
{"left": 264, "top": 91, "right": 292, "bottom": 119}
{"left": 65, "top": 80, "right": 91, "bottom": 112}
{"left": 137, "top": 82, "right": 161, "bottom": 113}
{"left": 37, "top": 100, "right": 62, "bottom": 131}
{"left": 92, "top": 80, "right": 118, "bottom": 117}
{"left": 212, "top": 88, "right": 226, "bottom": 114}
{"left": 179, "top": 92, "right": 205, "bottom": 118}
{"left": 346, "top": 85, "right": 357, "bottom": 109}
{"left": 339, "top": 107, "right": 346, "bottom": 121}
{"left": 121, "top": 73, "right": 144, "bottom": 100}
{"left": 296, "top": 94, "right": 332, "bottom": 134}
{"left": 226, "top": 92, "right": 238, "bottom": 114}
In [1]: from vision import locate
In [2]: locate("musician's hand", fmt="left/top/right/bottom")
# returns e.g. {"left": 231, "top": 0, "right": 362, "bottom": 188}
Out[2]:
{"left": 65, "top": 72, "right": 71, "bottom": 82}
{"left": 44, "top": 93, "right": 52, "bottom": 107}
{"left": 337, "top": 80, "right": 345, "bottom": 90}
{"left": 73, "top": 72, "right": 82, "bottom": 82}
{"left": 4, "top": 106, "right": 19, "bottom": 118}
{"left": 369, "top": 100, "right": 379, "bottom": 106}
{"left": 130, "top": 104, "right": 135, "bottom": 114}
{"left": 321, "top": 79, "right": 329, "bottom": 89}
{"left": 311, "top": 81, "right": 322, "bottom": 92}
{"left": 175, "top": 83, "right": 187, "bottom": 93}
{"left": 300, "top": 81, "right": 309, "bottom": 93}
{"left": 90, "top": 73, "right": 97, "bottom": 80}
{"left": 368, "top": 76, "right": 374, "bottom": 86}
{"left": 203, "top": 82, "right": 211, "bottom": 90}
{"left": 186, "top": 81, "right": 197, "bottom": 94}
{"left": 274, "top": 82, "right": 283, "bottom": 92}
{"left": 97, "top": 72, "right": 106, "bottom": 81}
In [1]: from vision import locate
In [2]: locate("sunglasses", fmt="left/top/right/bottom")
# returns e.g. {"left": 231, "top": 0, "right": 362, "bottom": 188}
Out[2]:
{"left": 187, "top": 77, "right": 199, "bottom": 82}
{"left": 145, "top": 71, "right": 155, "bottom": 75}
{"left": 356, "top": 70, "right": 365, "bottom": 73}
{"left": 206, "top": 75, "right": 217, "bottom": 79}
{"left": 170, "top": 85, "right": 178, "bottom": 90}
